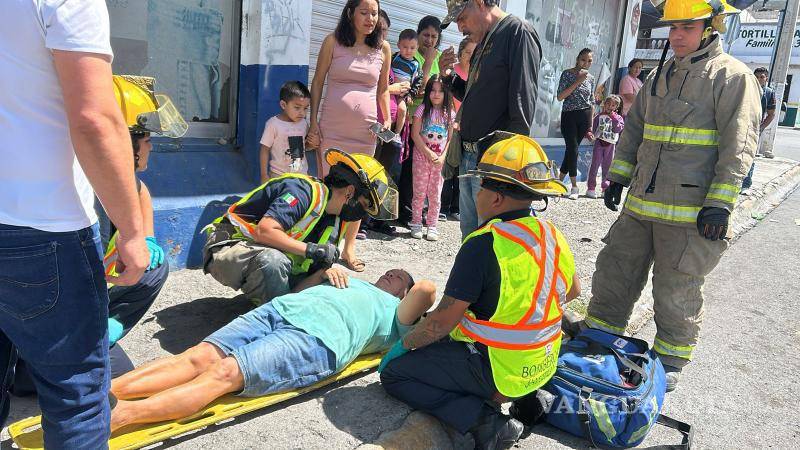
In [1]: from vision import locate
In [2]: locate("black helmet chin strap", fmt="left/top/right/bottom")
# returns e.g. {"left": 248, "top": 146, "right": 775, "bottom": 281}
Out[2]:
{"left": 533, "top": 196, "right": 549, "bottom": 213}
{"left": 650, "top": 0, "right": 726, "bottom": 96}
{"left": 650, "top": 40, "right": 671, "bottom": 96}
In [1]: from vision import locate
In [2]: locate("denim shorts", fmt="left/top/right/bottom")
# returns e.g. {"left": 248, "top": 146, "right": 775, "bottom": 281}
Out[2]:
{"left": 204, "top": 304, "right": 337, "bottom": 397}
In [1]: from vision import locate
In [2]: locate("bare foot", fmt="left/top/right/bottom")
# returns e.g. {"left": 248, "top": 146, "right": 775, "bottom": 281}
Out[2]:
{"left": 340, "top": 249, "right": 365, "bottom": 272}
{"left": 110, "top": 400, "right": 134, "bottom": 433}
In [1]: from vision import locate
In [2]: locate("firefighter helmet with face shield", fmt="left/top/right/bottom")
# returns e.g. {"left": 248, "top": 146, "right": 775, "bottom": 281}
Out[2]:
{"left": 112, "top": 75, "right": 188, "bottom": 138}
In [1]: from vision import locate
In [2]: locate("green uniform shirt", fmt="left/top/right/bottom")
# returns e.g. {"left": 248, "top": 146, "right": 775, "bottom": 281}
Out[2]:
{"left": 272, "top": 279, "right": 410, "bottom": 371}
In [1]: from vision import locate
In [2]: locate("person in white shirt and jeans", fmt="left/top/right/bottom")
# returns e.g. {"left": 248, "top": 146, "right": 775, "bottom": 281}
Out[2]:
{"left": 0, "top": 1, "right": 149, "bottom": 447}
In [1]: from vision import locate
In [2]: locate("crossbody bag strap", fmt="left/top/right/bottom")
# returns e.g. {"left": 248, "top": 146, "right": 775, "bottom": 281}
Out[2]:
{"left": 657, "top": 414, "right": 694, "bottom": 449}
{"left": 574, "top": 337, "right": 649, "bottom": 381}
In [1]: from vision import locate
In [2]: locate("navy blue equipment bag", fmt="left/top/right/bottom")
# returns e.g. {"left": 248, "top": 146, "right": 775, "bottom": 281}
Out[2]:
{"left": 538, "top": 329, "right": 693, "bottom": 448}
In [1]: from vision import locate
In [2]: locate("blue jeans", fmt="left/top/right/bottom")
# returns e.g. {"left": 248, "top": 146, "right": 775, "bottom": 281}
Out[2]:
{"left": 0, "top": 223, "right": 110, "bottom": 449}
{"left": 12, "top": 261, "right": 170, "bottom": 396}
{"left": 204, "top": 304, "right": 336, "bottom": 397}
{"left": 459, "top": 150, "right": 482, "bottom": 239}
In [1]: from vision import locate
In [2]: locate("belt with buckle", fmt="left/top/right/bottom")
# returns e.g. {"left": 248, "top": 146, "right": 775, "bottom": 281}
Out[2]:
{"left": 462, "top": 141, "right": 479, "bottom": 153}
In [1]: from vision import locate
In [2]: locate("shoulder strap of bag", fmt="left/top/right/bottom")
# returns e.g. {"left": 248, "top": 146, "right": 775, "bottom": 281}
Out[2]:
{"left": 657, "top": 414, "right": 694, "bottom": 449}
{"left": 576, "top": 387, "right": 600, "bottom": 448}
{"left": 574, "top": 337, "right": 649, "bottom": 381}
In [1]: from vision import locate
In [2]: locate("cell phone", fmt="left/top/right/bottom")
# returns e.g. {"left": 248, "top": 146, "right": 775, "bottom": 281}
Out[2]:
{"left": 369, "top": 122, "right": 397, "bottom": 143}
{"left": 446, "top": 45, "right": 458, "bottom": 64}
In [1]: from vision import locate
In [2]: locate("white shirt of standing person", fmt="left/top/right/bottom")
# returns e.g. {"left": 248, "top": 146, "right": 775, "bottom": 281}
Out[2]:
{"left": 0, "top": 0, "right": 113, "bottom": 232}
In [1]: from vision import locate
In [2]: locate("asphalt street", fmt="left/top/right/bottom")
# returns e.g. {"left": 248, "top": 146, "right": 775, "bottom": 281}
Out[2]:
{"left": 630, "top": 186, "right": 800, "bottom": 448}
{"left": 772, "top": 127, "right": 800, "bottom": 160}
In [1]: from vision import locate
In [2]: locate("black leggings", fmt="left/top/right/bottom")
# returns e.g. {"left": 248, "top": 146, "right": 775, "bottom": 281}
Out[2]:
{"left": 560, "top": 108, "right": 592, "bottom": 177}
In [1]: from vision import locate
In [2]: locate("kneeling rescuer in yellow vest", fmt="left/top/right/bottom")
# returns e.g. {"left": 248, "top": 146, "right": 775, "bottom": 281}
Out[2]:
{"left": 380, "top": 132, "right": 581, "bottom": 450}
{"left": 584, "top": 0, "right": 761, "bottom": 392}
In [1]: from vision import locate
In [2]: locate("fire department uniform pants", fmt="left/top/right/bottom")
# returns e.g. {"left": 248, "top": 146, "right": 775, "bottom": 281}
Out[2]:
{"left": 205, "top": 241, "right": 301, "bottom": 305}
{"left": 586, "top": 213, "right": 728, "bottom": 368}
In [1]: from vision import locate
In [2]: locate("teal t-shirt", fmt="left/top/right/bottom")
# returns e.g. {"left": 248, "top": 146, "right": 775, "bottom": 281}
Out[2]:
{"left": 272, "top": 279, "right": 410, "bottom": 371}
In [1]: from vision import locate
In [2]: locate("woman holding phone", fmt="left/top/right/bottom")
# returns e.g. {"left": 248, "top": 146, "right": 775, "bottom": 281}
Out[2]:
{"left": 307, "top": 0, "right": 392, "bottom": 266}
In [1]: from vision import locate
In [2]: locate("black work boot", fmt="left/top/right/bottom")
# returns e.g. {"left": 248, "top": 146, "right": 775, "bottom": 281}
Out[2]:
{"left": 664, "top": 365, "right": 682, "bottom": 393}
{"left": 560, "top": 309, "right": 587, "bottom": 339}
{"left": 470, "top": 409, "right": 524, "bottom": 450}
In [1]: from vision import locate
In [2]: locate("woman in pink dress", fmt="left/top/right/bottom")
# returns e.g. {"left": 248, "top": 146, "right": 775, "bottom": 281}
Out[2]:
{"left": 308, "top": 0, "right": 391, "bottom": 271}
{"left": 618, "top": 59, "right": 644, "bottom": 117}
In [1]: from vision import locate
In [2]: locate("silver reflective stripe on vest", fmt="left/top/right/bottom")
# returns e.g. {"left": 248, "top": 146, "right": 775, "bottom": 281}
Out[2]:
{"left": 287, "top": 183, "right": 327, "bottom": 239}
{"left": 458, "top": 318, "right": 563, "bottom": 347}
{"left": 457, "top": 218, "right": 563, "bottom": 348}
{"left": 492, "top": 220, "right": 543, "bottom": 261}
{"left": 524, "top": 221, "right": 558, "bottom": 326}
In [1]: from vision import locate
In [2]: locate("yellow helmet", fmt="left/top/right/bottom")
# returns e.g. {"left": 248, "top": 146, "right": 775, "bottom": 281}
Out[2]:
{"left": 112, "top": 75, "right": 188, "bottom": 138}
{"left": 325, "top": 149, "right": 399, "bottom": 220}
{"left": 462, "top": 132, "right": 567, "bottom": 197}
{"left": 652, "top": 0, "right": 739, "bottom": 24}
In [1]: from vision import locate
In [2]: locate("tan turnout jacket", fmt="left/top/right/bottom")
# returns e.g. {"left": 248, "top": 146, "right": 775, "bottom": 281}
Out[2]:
{"left": 608, "top": 36, "right": 762, "bottom": 227}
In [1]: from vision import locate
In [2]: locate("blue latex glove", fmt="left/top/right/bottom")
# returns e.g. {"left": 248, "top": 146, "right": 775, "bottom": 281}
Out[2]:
{"left": 145, "top": 236, "right": 165, "bottom": 271}
{"left": 108, "top": 317, "right": 124, "bottom": 346}
{"left": 378, "top": 340, "right": 409, "bottom": 373}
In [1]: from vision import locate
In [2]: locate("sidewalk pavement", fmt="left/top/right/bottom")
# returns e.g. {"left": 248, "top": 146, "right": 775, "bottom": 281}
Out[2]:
{"left": 2, "top": 157, "right": 798, "bottom": 449}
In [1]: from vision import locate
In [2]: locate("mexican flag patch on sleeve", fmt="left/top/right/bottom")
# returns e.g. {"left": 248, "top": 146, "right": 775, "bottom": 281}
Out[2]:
{"left": 280, "top": 192, "right": 299, "bottom": 207}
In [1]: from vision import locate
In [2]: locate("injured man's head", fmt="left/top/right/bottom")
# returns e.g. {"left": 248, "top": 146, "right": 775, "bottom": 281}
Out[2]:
{"left": 373, "top": 269, "right": 415, "bottom": 299}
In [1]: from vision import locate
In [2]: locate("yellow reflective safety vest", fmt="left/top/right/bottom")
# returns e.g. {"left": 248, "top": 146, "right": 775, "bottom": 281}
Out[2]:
{"left": 103, "top": 232, "right": 121, "bottom": 278}
{"left": 210, "top": 174, "right": 346, "bottom": 275}
{"left": 450, "top": 216, "right": 576, "bottom": 398}
{"left": 608, "top": 36, "right": 761, "bottom": 227}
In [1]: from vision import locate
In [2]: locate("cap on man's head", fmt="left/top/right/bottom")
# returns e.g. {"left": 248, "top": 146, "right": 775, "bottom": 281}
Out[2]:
{"left": 442, "top": 0, "right": 469, "bottom": 29}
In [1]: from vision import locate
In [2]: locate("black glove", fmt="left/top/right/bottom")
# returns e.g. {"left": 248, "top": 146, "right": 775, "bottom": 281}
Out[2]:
{"left": 603, "top": 182, "right": 624, "bottom": 211}
{"left": 305, "top": 242, "right": 340, "bottom": 267}
{"left": 696, "top": 207, "right": 730, "bottom": 241}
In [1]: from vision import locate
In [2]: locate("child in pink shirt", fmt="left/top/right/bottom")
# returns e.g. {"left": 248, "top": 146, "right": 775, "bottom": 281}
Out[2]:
{"left": 409, "top": 76, "right": 455, "bottom": 241}
{"left": 260, "top": 81, "right": 312, "bottom": 184}
{"left": 586, "top": 95, "right": 624, "bottom": 198}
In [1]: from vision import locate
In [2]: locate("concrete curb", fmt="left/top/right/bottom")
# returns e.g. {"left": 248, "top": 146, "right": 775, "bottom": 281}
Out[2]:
{"left": 624, "top": 158, "right": 800, "bottom": 334}
{"left": 729, "top": 159, "right": 800, "bottom": 239}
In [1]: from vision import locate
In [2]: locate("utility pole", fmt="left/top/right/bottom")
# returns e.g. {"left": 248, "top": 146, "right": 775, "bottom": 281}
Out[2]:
{"left": 761, "top": 0, "right": 800, "bottom": 158}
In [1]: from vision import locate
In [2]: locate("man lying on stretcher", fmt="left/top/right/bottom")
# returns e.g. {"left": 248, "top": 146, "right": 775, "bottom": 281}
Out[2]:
{"left": 110, "top": 267, "right": 434, "bottom": 431}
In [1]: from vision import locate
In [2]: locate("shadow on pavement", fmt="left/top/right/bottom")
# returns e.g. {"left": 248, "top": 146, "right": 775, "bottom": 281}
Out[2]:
{"left": 321, "top": 382, "right": 411, "bottom": 444}
{"left": 152, "top": 295, "right": 253, "bottom": 354}
{"left": 518, "top": 422, "right": 593, "bottom": 449}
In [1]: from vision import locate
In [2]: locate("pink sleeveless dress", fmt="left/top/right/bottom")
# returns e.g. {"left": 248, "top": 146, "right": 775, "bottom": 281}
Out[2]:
{"left": 319, "top": 42, "right": 384, "bottom": 174}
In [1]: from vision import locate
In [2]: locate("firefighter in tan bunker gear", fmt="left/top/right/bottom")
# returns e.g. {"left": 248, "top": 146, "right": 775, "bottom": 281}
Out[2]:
{"left": 586, "top": 0, "right": 762, "bottom": 392}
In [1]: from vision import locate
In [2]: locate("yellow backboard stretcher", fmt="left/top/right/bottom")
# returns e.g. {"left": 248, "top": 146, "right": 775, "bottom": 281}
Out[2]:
{"left": 9, "top": 353, "right": 382, "bottom": 450}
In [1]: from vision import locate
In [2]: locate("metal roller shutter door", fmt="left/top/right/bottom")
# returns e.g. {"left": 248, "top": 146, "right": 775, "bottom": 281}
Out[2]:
{"left": 309, "top": 0, "right": 464, "bottom": 84}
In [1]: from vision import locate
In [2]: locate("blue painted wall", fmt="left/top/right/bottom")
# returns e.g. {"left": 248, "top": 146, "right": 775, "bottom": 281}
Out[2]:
{"left": 143, "top": 63, "right": 310, "bottom": 270}
{"left": 543, "top": 144, "right": 595, "bottom": 182}
{"left": 237, "top": 64, "right": 310, "bottom": 183}
{"left": 141, "top": 141, "right": 251, "bottom": 270}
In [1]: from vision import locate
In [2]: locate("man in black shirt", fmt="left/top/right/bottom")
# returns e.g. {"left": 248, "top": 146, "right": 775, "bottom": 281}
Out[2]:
{"left": 380, "top": 133, "right": 580, "bottom": 450}
{"left": 438, "top": 0, "right": 542, "bottom": 238}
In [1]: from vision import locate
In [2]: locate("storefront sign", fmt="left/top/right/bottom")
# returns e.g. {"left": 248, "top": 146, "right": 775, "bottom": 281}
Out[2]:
{"left": 727, "top": 23, "right": 800, "bottom": 58}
